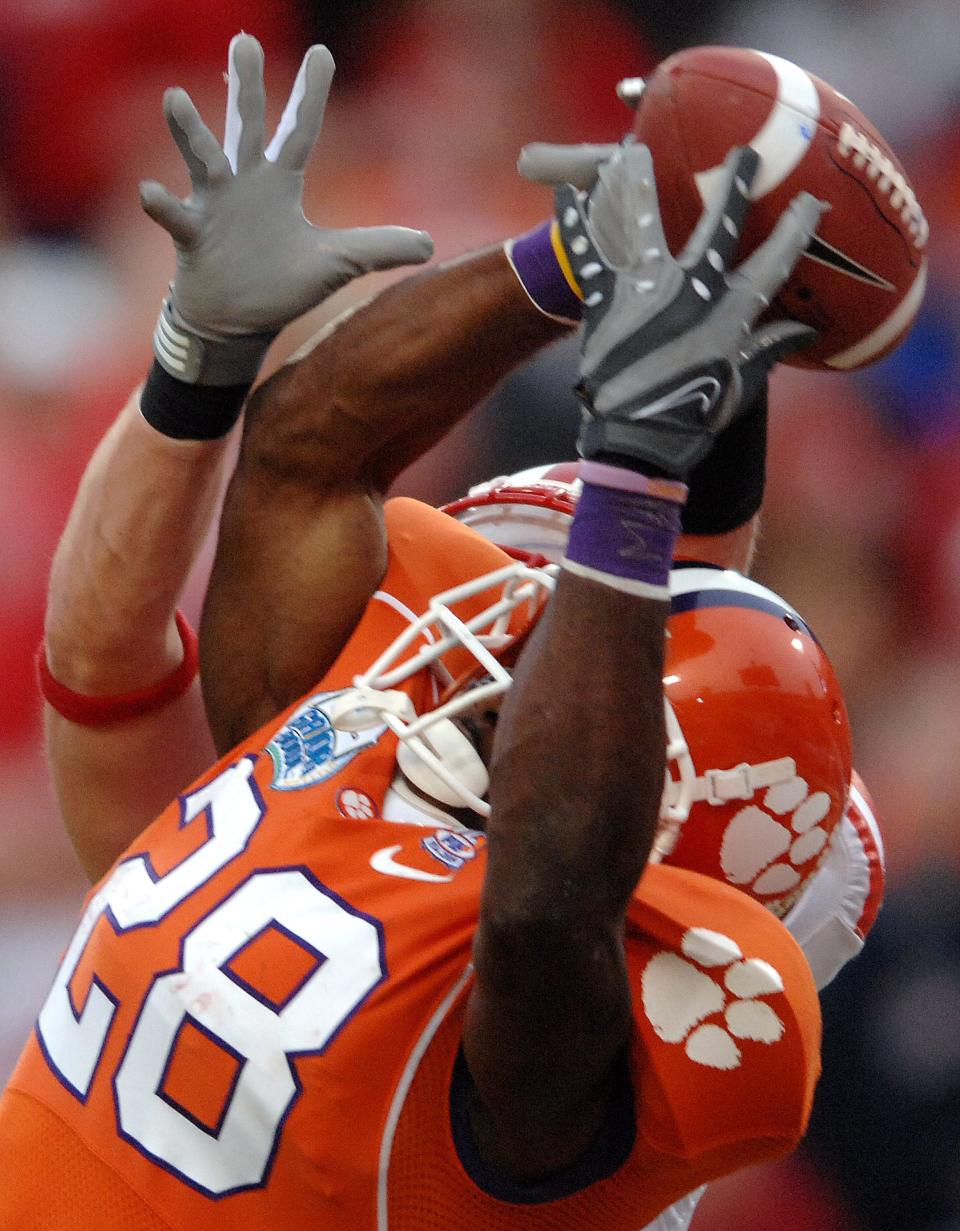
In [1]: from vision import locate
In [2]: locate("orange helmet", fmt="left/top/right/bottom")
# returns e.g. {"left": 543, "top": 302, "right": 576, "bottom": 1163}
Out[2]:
{"left": 658, "top": 563, "right": 852, "bottom": 916}
{"left": 443, "top": 470, "right": 853, "bottom": 915}
{"left": 327, "top": 550, "right": 850, "bottom": 917}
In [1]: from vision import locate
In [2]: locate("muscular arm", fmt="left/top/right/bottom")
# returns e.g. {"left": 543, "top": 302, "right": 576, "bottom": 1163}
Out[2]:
{"left": 457, "top": 145, "right": 820, "bottom": 1184}
{"left": 465, "top": 574, "right": 667, "bottom": 1178}
{"left": 201, "top": 248, "right": 568, "bottom": 750}
{"left": 44, "top": 391, "right": 228, "bottom": 880}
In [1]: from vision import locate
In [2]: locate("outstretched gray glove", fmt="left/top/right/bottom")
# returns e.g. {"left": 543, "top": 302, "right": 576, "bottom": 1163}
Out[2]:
{"left": 518, "top": 141, "right": 620, "bottom": 191}
{"left": 140, "top": 33, "right": 434, "bottom": 386}
{"left": 514, "top": 71, "right": 644, "bottom": 188}
{"left": 555, "top": 143, "right": 825, "bottom": 479}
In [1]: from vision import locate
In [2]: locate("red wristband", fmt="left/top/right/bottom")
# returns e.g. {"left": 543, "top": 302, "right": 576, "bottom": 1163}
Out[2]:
{"left": 37, "top": 611, "right": 199, "bottom": 726}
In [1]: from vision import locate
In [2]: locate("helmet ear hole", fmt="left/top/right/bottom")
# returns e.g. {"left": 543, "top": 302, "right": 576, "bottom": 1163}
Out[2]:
{"left": 397, "top": 719, "right": 490, "bottom": 807}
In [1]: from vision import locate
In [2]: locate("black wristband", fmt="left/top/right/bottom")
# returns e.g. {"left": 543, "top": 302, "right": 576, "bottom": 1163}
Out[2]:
{"left": 680, "top": 381, "right": 768, "bottom": 536}
{"left": 140, "top": 360, "right": 251, "bottom": 441}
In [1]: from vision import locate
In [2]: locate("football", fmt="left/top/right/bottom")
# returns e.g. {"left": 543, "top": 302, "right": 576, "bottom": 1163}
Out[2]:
{"left": 622, "top": 46, "right": 928, "bottom": 369}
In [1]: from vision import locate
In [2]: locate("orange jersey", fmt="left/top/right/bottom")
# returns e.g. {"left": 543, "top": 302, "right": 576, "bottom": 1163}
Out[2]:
{"left": 0, "top": 499, "right": 821, "bottom": 1230}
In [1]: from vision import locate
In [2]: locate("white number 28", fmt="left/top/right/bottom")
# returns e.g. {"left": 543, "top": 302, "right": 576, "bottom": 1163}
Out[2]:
{"left": 36, "top": 758, "right": 386, "bottom": 1195}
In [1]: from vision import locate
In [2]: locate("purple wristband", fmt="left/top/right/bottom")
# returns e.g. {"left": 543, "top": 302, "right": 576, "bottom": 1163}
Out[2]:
{"left": 564, "top": 480, "right": 682, "bottom": 593}
{"left": 505, "top": 222, "right": 583, "bottom": 323}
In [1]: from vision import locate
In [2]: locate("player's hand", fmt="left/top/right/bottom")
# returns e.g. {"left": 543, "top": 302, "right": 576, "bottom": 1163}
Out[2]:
{"left": 140, "top": 33, "right": 433, "bottom": 384}
{"left": 518, "top": 141, "right": 621, "bottom": 190}
{"left": 556, "top": 142, "right": 824, "bottom": 479}
{"left": 516, "top": 76, "right": 645, "bottom": 188}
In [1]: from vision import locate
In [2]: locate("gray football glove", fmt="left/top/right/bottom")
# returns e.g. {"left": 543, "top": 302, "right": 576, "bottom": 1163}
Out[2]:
{"left": 140, "top": 33, "right": 434, "bottom": 386}
{"left": 518, "top": 141, "right": 620, "bottom": 190}
{"left": 514, "top": 76, "right": 646, "bottom": 188}
{"left": 555, "top": 143, "right": 825, "bottom": 479}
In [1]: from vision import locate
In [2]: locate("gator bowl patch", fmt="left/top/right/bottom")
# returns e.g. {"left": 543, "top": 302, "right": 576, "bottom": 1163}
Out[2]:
{"left": 267, "top": 690, "right": 388, "bottom": 791}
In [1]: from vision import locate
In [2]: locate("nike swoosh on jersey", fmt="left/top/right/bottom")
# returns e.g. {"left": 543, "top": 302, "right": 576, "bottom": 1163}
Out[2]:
{"left": 370, "top": 844, "right": 455, "bottom": 883}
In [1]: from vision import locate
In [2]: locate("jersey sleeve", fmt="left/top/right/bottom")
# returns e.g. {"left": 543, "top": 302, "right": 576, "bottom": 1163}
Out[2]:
{"left": 625, "top": 864, "right": 821, "bottom": 1169}
{"left": 783, "top": 770, "right": 885, "bottom": 989}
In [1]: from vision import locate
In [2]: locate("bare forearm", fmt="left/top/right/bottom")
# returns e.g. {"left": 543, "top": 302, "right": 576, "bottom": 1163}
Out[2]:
{"left": 485, "top": 574, "right": 666, "bottom": 933}
{"left": 44, "top": 388, "right": 233, "bottom": 878}
{"left": 46, "top": 389, "right": 234, "bottom": 691}
{"left": 465, "top": 573, "right": 668, "bottom": 1173}
{"left": 241, "top": 247, "right": 569, "bottom": 492}
{"left": 201, "top": 479, "right": 387, "bottom": 752}
{"left": 200, "top": 249, "right": 568, "bottom": 749}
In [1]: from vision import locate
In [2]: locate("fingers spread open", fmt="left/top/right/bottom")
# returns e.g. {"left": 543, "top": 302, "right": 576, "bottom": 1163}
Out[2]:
{"left": 587, "top": 143, "right": 669, "bottom": 275}
{"left": 266, "top": 45, "right": 335, "bottom": 169}
{"left": 163, "top": 88, "right": 231, "bottom": 190}
{"left": 517, "top": 143, "right": 619, "bottom": 190}
{"left": 323, "top": 226, "right": 435, "bottom": 277}
{"left": 139, "top": 180, "right": 199, "bottom": 246}
{"left": 730, "top": 190, "right": 827, "bottom": 312}
{"left": 679, "top": 146, "right": 759, "bottom": 294}
{"left": 224, "top": 33, "right": 266, "bottom": 172}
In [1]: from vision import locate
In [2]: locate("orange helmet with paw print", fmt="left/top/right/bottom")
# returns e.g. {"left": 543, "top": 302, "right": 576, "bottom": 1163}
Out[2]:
{"left": 443, "top": 469, "right": 853, "bottom": 916}
{"left": 658, "top": 562, "right": 852, "bottom": 917}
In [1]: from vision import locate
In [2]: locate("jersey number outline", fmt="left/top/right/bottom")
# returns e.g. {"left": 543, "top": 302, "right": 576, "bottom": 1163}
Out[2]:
{"left": 35, "top": 757, "right": 387, "bottom": 1196}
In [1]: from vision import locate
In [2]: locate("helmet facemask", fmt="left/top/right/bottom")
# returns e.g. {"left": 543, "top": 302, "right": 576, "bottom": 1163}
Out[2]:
{"left": 438, "top": 469, "right": 851, "bottom": 912}
{"left": 322, "top": 561, "right": 557, "bottom": 817}
{"left": 326, "top": 477, "right": 852, "bottom": 918}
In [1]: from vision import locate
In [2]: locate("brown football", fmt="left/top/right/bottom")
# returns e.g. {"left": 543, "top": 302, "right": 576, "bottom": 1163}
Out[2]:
{"left": 626, "top": 46, "right": 928, "bottom": 369}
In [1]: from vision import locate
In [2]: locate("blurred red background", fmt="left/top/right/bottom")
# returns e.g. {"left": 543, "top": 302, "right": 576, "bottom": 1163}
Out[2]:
{"left": 1, "top": 3, "right": 957, "bottom": 1227}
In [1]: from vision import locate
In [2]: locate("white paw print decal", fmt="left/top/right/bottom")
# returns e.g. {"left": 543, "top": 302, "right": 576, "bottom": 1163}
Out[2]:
{"left": 642, "top": 927, "right": 785, "bottom": 1070}
{"left": 720, "top": 776, "right": 832, "bottom": 900}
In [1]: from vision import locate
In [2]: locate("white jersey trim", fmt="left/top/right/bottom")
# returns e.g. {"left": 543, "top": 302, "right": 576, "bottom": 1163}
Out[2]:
{"left": 377, "top": 964, "right": 474, "bottom": 1230}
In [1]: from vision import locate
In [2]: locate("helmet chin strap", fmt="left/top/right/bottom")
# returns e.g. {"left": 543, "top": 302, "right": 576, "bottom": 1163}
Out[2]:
{"left": 654, "top": 763, "right": 799, "bottom": 863}
{"left": 652, "top": 697, "right": 798, "bottom": 862}
{"left": 323, "top": 685, "right": 492, "bottom": 818}
{"left": 382, "top": 774, "right": 474, "bottom": 832}
{"left": 316, "top": 561, "right": 557, "bottom": 821}
{"left": 661, "top": 755, "right": 798, "bottom": 813}
{"left": 327, "top": 686, "right": 798, "bottom": 847}
{"left": 395, "top": 723, "right": 490, "bottom": 814}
